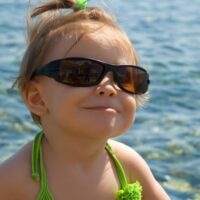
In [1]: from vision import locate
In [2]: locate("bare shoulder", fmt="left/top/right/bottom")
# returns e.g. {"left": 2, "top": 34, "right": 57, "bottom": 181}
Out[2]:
{"left": 0, "top": 141, "right": 39, "bottom": 200}
{"left": 108, "top": 139, "right": 171, "bottom": 200}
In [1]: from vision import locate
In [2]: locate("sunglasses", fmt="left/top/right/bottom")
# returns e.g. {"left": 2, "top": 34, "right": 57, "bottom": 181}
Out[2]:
{"left": 32, "top": 57, "right": 150, "bottom": 94}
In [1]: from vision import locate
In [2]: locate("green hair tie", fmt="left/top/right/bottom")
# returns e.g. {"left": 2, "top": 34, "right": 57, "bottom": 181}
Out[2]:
{"left": 75, "top": 0, "right": 88, "bottom": 10}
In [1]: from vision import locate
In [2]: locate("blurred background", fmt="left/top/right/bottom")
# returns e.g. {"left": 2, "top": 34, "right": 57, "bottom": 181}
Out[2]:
{"left": 0, "top": 0, "right": 199, "bottom": 199}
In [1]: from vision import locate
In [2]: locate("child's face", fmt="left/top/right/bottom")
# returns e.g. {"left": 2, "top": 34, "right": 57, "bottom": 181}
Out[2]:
{"left": 34, "top": 26, "right": 137, "bottom": 139}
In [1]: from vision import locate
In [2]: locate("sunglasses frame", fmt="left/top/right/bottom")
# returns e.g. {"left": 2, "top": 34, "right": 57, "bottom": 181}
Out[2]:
{"left": 32, "top": 57, "right": 150, "bottom": 95}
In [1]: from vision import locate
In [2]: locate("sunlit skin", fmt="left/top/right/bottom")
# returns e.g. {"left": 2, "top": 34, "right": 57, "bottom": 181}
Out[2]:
{"left": 0, "top": 26, "right": 170, "bottom": 200}
{"left": 42, "top": 31, "right": 135, "bottom": 138}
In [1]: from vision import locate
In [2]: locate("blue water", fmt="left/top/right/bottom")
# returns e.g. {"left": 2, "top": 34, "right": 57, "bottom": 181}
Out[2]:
{"left": 0, "top": 0, "right": 200, "bottom": 199}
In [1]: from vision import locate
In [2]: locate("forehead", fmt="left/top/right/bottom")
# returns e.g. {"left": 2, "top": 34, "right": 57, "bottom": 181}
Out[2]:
{"left": 45, "top": 25, "right": 135, "bottom": 65}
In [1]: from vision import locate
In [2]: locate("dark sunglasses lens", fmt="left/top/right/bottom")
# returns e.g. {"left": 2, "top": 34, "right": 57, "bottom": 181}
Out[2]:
{"left": 58, "top": 60, "right": 103, "bottom": 86}
{"left": 116, "top": 66, "right": 149, "bottom": 94}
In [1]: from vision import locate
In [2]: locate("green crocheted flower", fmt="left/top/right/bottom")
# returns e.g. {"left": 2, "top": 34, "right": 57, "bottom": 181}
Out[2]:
{"left": 116, "top": 182, "right": 142, "bottom": 200}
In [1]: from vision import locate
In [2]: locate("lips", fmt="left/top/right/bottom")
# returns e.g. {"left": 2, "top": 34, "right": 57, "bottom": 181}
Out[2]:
{"left": 83, "top": 106, "right": 119, "bottom": 113}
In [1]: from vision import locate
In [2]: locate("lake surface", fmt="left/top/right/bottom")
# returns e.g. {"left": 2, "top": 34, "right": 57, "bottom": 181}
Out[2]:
{"left": 0, "top": 0, "right": 200, "bottom": 199}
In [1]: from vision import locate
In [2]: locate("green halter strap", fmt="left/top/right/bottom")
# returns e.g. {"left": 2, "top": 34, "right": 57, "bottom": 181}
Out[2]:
{"left": 32, "top": 134, "right": 128, "bottom": 188}
{"left": 32, "top": 132, "right": 142, "bottom": 200}
{"left": 105, "top": 143, "right": 128, "bottom": 190}
{"left": 105, "top": 144, "right": 143, "bottom": 200}
{"left": 32, "top": 132, "right": 54, "bottom": 200}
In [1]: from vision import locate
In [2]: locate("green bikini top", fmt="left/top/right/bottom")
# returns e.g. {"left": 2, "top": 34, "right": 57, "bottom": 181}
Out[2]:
{"left": 32, "top": 132, "right": 142, "bottom": 200}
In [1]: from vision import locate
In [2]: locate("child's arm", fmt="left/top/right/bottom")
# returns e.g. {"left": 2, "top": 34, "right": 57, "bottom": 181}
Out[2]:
{"left": 109, "top": 140, "right": 171, "bottom": 200}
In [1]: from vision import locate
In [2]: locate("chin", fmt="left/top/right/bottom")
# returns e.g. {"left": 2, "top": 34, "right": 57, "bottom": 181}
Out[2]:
{"left": 73, "top": 114, "right": 132, "bottom": 139}
{"left": 83, "top": 123, "right": 126, "bottom": 139}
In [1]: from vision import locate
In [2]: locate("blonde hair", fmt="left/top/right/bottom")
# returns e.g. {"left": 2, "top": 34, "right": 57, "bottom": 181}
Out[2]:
{"left": 13, "top": 0, "right": 148, "bottom": 125}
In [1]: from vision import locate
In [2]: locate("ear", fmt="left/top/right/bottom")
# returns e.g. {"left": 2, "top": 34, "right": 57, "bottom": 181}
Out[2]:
{"left": 22, "top": 80, "right": 48, "bottom": 116}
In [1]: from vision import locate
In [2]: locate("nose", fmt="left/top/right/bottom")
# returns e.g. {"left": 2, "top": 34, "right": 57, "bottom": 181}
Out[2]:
{"left": 94, "top": 72, "right": 118, "bottom": 97}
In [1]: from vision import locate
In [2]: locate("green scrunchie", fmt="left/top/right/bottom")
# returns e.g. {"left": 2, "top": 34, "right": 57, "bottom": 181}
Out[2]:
{"left": 76, "top": 0, "right": 88, "bottom": 10}
{"left": 116, "top": 182, "right": 142, "bottom": 200}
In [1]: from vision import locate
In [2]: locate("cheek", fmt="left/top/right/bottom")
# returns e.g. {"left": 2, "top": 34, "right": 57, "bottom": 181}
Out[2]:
{"left": 122, "top": 95, "right": 137, "bottom": 127}
{"left": 42, "top": 84, "right": 91, "bottom": 121}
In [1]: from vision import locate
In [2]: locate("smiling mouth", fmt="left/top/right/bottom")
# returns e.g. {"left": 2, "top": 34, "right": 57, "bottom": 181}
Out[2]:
{"left": 84, "top": 106, "right": 118, "bottom": 113}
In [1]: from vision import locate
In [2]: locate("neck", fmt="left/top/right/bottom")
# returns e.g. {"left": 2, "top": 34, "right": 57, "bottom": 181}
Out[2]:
{"left": 41, "top": 128, "right": 109, "bottom": 167}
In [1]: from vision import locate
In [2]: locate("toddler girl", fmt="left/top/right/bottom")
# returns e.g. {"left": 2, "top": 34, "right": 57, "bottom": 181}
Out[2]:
{"left": 0, "top": 0, "right": 170, "bottom": 199}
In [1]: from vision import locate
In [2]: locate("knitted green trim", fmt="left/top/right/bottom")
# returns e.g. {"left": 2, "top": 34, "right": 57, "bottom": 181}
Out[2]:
{"left": 116, "top": 182, "right": 142, "bottom": 200}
